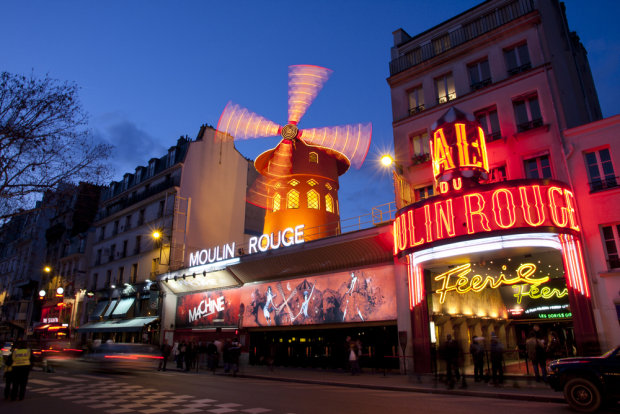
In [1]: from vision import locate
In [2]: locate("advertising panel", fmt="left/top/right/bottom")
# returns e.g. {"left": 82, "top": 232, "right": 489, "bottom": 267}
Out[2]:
{"left": 175, "top": 289, "right": 240, "bottom": 329}
{"left": 174, "top": 265, "right": 397, "bottom": 329}
{"left": 241, "top": 265, "right": 397, "bottom": 327}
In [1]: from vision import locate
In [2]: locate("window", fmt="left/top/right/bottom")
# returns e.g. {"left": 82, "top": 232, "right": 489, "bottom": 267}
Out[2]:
{"left": 504, "top": 43, "right": 531, "bottom": 75}
{"left": 109, "top": 244, "right": 116, "bottom": 261}
{"left": 487, "top": 165, "right": 507, "bottom": 183}
{"left": 432, "top": 33, "right": 451, "bottom": 55}
{"left": 138, "top": 209, "right": 145, "bottom": 225}
{"left": 106, "top": 270, "right": 112, "bottom": 287}
{"left": 113, "top": 220, "right": 119, "bottom": 236}
{"left": 513, "top": 94, "right": 542, "bottom": 132}
{"left": 585, "top": 148, "right": 618, "bottom": 192}
{"left": 122, "top": 240, "right": 128, "bottom": 258}
{"left": 475, "top": 107, "right": 501, "bottom": 142}
{"left": 309, "top": 152, "right": 318, "bottom": 163}
{"left": 158, "top": 200, "right": 165, "bottom": 218}
{"left": 125, "top": 215, "right": 132, "bottom": 231}
{"left": 408, "top": 85, "right": 425, "bottom": 115}
{"left": 468, "top": 59, "right": 491, "bottom": 90}
{"left": 95, "top": 249, "right": 102, "bottom": 266}
{"left": 288, "top": 179, "right": 299, "bottom": 187}
{"left": 307, "top": 190, "right": 319, "bottom": 210}
{"left": 602, "top": 224, "right": 620, "bottom": 269}
{"left": 168, "top": 148, "right": 176, "bottom": 167}
{"left": 415, "top": 185, "right": 434, "bottom": 201}
{"left": 273, "top": 193, "right": 281, "bottom": 212}
{"left": 325, "top": 183, "right": 332, "bottom": 190}
{"left": 325, "top": 194, "right": 334, "bottom": 213}
{"left": 98, "top": 227, "right": 104, "bottom": 241}
{"left": 307, "top": 179, "right": 318, "bottom": 186}
{"left": 91, "top": 273, "right": 98, "bottom": 291}
{"left": 130, "top": 264, "right": 138, "bottom": 284}
{"left": 287, "top": 190, "right": 299, "bottom": 209}
{"left": 435, "top": 73, "right": 456, "bottom": 104}
{"left": 118, "top": 267, "right": 124, "bottom": 285}
{"left": 410, "top": 131, "right": 430, "bottom": 164}
{"left": 524, "top": 155, "right": 552, "bottom": 179}
{"left": 134, "top": 235, "right": 141, "bottom": 255}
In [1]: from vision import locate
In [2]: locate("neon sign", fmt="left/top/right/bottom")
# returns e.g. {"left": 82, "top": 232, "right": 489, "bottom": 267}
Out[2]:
{"left": 394, "top": 181, "right": 580, "bottom": 256}
{"left": 189, "top": 225, "right": 305, "bottom": 267}
{"left": 431, "top": 120, "right": 489, "bottom": 181}
{"left": 513, "top": 283, "right": 568, "bottom": 304}
{"left": 434, "top": 262, "right": 554, "bottom": 304}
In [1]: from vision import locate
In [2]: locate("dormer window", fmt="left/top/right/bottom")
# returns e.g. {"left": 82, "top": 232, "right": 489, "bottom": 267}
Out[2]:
{"left": 309, "top": 152, "right": 319, "bottom": 163}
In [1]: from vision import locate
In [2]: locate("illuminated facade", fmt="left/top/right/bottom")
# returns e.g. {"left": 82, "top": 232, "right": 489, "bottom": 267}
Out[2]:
{"left": 388, "top": 0, "right": 610, "bottom": 373}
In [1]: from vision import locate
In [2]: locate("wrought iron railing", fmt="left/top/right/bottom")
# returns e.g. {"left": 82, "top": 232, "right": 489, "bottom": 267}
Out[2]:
{"left": 389, "top": 0, "right": 534, "bottom": 76}
{"left": 589, "top": 176, "right": 619, "bottom": 193}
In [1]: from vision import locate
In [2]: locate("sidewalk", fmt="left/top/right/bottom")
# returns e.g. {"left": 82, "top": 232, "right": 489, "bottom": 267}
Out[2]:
{"left": 225, "top": 364, "right": 565, "bottom": 404}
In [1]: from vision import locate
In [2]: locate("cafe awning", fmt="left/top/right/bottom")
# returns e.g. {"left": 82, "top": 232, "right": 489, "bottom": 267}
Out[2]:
{"left": 111, "top": 297, "right": 135, "bottom": 317}
{"left": 77, "top": 317, "right": 158, "bottom": 333}
{"left": 89, "top": 301, "right": 109, "bottom": 321}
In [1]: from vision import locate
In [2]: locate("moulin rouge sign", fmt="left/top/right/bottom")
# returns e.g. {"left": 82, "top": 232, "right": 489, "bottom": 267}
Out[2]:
{"left": 393, "top": 109, "right": 580, "bottom": 257}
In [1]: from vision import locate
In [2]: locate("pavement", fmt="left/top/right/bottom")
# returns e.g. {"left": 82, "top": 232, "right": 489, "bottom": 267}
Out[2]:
{"left": 224, "top": 363, "right": 566, "bottom": 404}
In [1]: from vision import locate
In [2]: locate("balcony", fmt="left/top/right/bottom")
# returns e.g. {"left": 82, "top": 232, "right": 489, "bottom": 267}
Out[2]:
{"left": 470, "top": 78, "right": 492, "bottom": 91}
{"left": 507, "top": 62, "right": 532, "bottom": 76}
{"left": 408, "top": 105, "right": 425, "bottom": 116}
{"left": 389, "top": 0, "right": 534, "bottom": 76}
{"left": 516, "top": 118, "right": 543, "bottom": 133}
{"left": 589, "top": 176, "right": 619, "bottom": 193}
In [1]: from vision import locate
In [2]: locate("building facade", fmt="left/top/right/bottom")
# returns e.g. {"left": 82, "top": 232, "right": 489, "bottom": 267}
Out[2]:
{"left": 387, "top": 0, "right": 614, "bottom": 373}
{"left": 78, "top": 125, "right": 262, "bottom": 344}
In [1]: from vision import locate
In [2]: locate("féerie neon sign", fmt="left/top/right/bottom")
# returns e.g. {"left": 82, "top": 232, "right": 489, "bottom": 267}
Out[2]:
{"left": 434, "top": 262, "right": 567, "bottom": 304}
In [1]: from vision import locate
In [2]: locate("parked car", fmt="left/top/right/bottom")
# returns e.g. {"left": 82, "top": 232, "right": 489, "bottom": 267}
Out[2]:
{"left": 1, "top": 342, "right": 13, "bottom": 359}
{"left": 83, "top": 342, "right": 162, "bottom": 372}
{"left": 547, "top": 345, "right": 620, "bottom": 413}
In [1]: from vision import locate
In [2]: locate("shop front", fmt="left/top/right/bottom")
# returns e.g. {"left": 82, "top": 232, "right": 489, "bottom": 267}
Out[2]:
{"left": 160, "top": 224, "right": 400, "bottom": 370}
{"left": 393, "top": 109, "right": 599, "bottom": 373}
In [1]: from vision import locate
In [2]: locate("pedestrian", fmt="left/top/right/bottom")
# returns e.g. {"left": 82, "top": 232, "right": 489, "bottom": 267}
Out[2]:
{"left": 546, "top": 331, "right": 562, "bottom": 359}
{"left": 526, "top": 331, "right": 544, "bottom": 381}
{"left": 490, "top": 332, "right": 504, "bottom": 386}
{"left": 158, "top": 341, "right": 172, "bottom": 371}
{"left": 3, "top": 343, "right": 14, "bottom": 400}
{"left": 207, "top": 340, "right": 218, "bottom": 373}
{"left": 177, "top": 341, "right": 186, "bottom": 370}
{"left": 184, "top": 342, "right": 194, "bottom": 372}
{"left": 223, "top": 339, "right": 232, "bottom": 373}
{"left": 229, "top": 338, "right": 241, "bottom": 376}
{"left": 470, "top": 337, "right": 485, "bottom": 382}
{"left": 348, "top": 339, "right": 360, "bottom": 375}
{"left": 6, "top": 340, "right": 33, "bottom": 401}
{"left": 442, "top": 334, "right": 460, "bottom": 389}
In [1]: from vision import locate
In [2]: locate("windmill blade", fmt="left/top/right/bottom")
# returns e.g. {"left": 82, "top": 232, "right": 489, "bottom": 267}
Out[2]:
{"left": 300, "top": 123, "right": 372, "bottom": 169}
{"left": 247, "top": 140, "right": 294, "bottom": 209}
{"left": 215, "top": 101, "right": 280, "bottom": 141}
{"left": 288, "top": 65, "right": 333, "bottom": 125}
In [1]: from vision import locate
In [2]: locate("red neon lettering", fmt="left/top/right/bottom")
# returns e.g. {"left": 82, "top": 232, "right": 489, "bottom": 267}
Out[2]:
{"left": 434, "top": 199, "right": 455, "bottom": 239}
{"left": 475, "top": 127, "right": 489, "bottom": 172}
{"left": 564, "top": 189, "right": 580, "bottom": 231}
{"left": 455, "top": 123, "right": 470, "bottom": 166}
{"left": 548, "top": 186, "right": 568, "bottom": 228}
{"left": 519, "top": 185, "right": 545, "bottom": 226}
{"left": 424, "top": 204, "right": 433, "bottom": 243}
{"left": 407, "top": 210, "right": 424, "bottom": 247}
{"left": 432, "top": 128, "right": 455, "bottom": 177}
{"left": 452, "top": 178, "right": 462, "bottom": 190}
{"left": 439, "top": 181, "right": 449, "bottom": 194}
{"left": 464, "top": 193, "right": 491, "bottom": 234}
{"left": 491, "top": 188, "right": 516, "bottom": 229}
{"left": 397, "top": 215, "right": 407, "bottom": 252}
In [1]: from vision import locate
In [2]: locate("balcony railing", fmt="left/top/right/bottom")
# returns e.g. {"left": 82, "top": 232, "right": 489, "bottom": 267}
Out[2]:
{"left": 507, "top": 62, "right": 532, "bottom": 76}
{"left": 389, "top": 0, "right": 534, "bottom": 76}
{"left": 589, "top": 176, "right": 619, "bottom": 193}
{"left": 470, "top": 78, "right": 492, "bottom": 91}
{"left": 516, "top": 118, "right": 543, "bottom": 133}
{"left": 409, "top": 105, "right": 425, "bottom": 115}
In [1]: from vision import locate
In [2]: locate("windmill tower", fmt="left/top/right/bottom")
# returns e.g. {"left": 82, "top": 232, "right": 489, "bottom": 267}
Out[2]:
{"left": 216, "top": 65, "right": 372, "bottom": 241}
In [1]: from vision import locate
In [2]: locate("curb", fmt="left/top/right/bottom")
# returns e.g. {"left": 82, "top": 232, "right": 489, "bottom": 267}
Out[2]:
{"left": 228, "top": 372, "right": 566, "bottom": 404}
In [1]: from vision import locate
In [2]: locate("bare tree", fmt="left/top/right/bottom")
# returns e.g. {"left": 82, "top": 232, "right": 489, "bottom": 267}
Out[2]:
{"left": 0, "top": 71, "right": 112, "bottom": 222}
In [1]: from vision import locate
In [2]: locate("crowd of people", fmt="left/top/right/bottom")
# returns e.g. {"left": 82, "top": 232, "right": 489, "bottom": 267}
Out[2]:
{"left": 158, "top": 338, "right": 241, "bottom": 376}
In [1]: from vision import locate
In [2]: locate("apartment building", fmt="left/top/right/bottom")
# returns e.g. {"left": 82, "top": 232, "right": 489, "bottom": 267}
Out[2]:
{"left": 387, "top": 0, "right": 615, "bottom": 372}
{"left": 79, "top": 125, "right": 262, "bottom": 344}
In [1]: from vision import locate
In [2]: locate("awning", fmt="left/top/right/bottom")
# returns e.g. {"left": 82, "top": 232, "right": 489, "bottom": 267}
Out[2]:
{"left": 77, "top": 317, "right": 158, "bottom": 333}
{"left": 89, "top": 301, "right": 109, "bottom": 321}
{"left": 104, "top": 299, "right": 119, "bottom": 318}
{"left": 111, "top": 298, "right": 135, "bottom": 317}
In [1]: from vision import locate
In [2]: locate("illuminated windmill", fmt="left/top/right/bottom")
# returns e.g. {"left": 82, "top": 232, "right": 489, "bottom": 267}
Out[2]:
{"left": 216, "top": 65, "right": 372, "bottom": 241}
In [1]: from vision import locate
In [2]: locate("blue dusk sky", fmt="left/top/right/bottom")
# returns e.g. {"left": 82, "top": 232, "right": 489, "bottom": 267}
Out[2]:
{"left": 1, "top": 0, "right": 619, "bottom": 221}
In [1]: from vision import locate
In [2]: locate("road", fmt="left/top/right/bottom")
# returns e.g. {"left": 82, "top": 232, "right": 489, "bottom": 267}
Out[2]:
{"left": 0, "top": 362, "right": 616, "bottom": 414}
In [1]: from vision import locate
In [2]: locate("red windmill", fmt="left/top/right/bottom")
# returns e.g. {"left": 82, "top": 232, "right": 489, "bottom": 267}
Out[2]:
{"left": 216, "top": 65, "right": 372, "bottom": 241}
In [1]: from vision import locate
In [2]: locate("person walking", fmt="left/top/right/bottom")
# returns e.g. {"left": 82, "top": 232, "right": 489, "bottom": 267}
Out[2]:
{"left": 442, "top": 334, "right": 460, "bottom": 389}
{"left": 6, "top": 340, "right": 33, "bottom": 401}
{"left": 229, "top": 338, "right": 241, "bottom": 376}
{"left": 490, "top": 332, "right": 504, "bottom": 386}
{"left": 526, "top": 331, "right": 546, "bottom": 381}
{"left": 470, "top": 337, "right": 485, "bottom": 382}
{"left": 158, "top": 341, "right": 172, "bottom": 371}
{"left": 207, "top": 341, "right": 218, "bottom": 373}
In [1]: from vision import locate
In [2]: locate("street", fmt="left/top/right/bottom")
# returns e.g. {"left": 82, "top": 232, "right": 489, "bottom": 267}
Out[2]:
{"left": 2, "top": 362, "right": 612, "bottom": 414}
